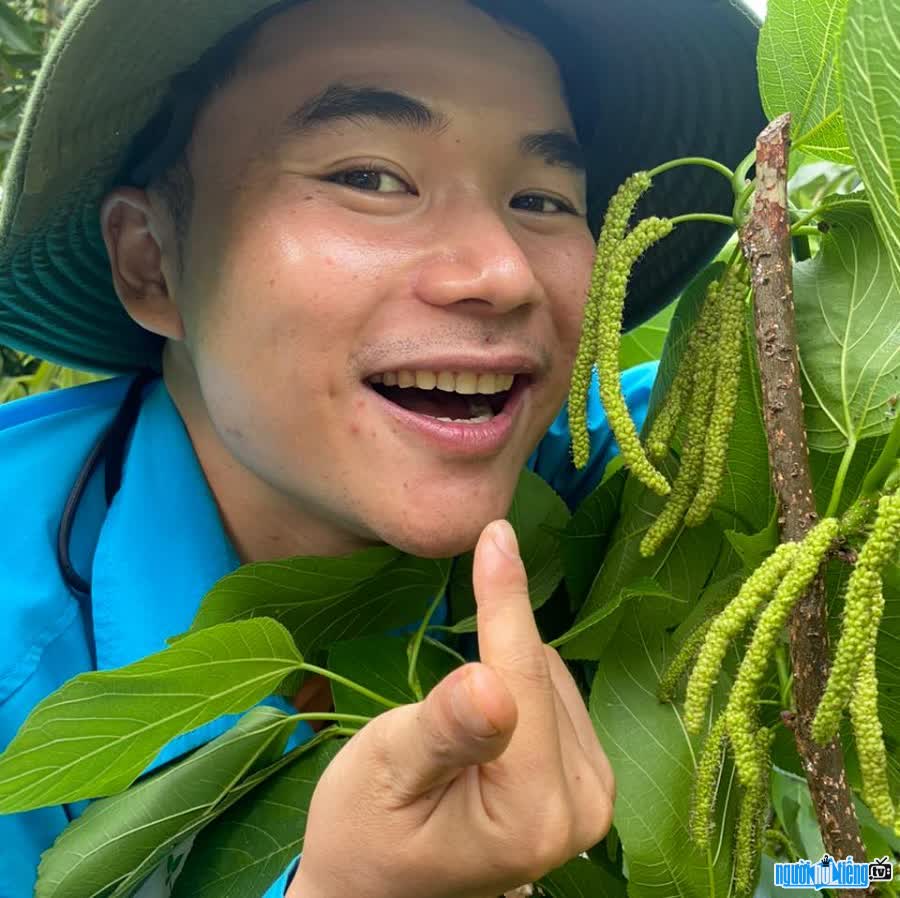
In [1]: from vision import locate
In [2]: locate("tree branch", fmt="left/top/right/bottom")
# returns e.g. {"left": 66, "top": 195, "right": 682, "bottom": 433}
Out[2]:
{"left": 738, "top": 114, "right": 867, "bottom": 888}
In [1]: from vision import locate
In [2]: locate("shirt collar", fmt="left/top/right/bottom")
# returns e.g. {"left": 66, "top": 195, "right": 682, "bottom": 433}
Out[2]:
{"left": 91, "top": 378, "right": 241, "bottom": 674}
{"left": 87, "top": 380, "right": 297, "bottom": 776}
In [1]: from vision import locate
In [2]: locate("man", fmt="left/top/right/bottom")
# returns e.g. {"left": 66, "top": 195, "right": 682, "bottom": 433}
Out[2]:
{"left": 0, "top": 0, "right": 764, "bottom": 895}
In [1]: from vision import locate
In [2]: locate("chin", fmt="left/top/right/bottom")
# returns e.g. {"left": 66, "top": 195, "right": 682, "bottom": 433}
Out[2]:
{"left": 374, "top": 506, "right": 510, "bottom": 560}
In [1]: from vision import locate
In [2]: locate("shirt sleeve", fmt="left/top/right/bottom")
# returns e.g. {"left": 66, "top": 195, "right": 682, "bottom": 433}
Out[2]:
{"left": 526, "top": 361, "right": 658, "bottom": 511}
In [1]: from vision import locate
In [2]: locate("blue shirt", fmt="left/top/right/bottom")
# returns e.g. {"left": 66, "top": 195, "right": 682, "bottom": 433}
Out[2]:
{"left": 0, "top": 363, "right": 655, "bottom": 898}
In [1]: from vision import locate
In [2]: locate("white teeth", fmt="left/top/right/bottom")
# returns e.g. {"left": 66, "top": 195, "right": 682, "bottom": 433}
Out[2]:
{"left": 369, "top": 370, "right": 517, "bottom": 394}
{"left": 477, "top": 373, "right": 497, "bottom": 394}
{"left": 436, "top": 372, "right": 456, "bottom": 392}
{"left": 435, "top": 413, "right": 495, "bottom": 424}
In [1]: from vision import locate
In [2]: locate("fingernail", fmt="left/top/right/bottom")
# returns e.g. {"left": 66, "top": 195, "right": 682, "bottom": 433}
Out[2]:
{"left": 451, "top": 668, "right": 499, "bottom": 738}
{"left": 490, "top": 520, "right": 519, "bottom": 560}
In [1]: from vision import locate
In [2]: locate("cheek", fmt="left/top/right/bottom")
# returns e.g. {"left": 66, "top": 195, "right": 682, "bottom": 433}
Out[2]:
{"left": 190, "top": 197, "right": 403, "bottom": 370}
{"left": 537, "top": 233, "right": 596, "bottom": 354}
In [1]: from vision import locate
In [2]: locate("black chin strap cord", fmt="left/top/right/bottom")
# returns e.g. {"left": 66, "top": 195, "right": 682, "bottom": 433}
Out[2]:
{"left": 56, "top": 370, "right": 158, "bottom": 602}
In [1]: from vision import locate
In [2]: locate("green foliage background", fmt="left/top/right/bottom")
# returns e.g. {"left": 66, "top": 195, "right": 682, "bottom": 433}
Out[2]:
{"left": 0, "top": 0, "right": 100, "bottom": 401}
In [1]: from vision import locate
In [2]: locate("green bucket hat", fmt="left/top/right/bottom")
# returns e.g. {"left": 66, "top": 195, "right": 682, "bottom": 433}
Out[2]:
{"left": 0, "top": 0, "right": 765, "bottom": 376}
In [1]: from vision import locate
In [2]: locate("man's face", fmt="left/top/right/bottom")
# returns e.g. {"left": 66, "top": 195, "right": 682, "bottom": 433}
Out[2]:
{"left": 160, "top": 0, "right": 595, "bottom": 559}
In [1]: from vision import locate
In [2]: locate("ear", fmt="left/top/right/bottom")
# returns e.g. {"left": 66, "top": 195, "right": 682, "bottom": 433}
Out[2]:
{"left": 100, "top": 187, "right": 185, "bottom": 341}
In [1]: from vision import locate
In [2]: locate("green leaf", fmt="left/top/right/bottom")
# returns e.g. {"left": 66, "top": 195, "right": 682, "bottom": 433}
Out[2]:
{"left": 328, "top": 634, "right": 459, "bottom": 717}
{"left": 35, "top": 706, "right": 300, "bottom": 898}
{"left": 560, "top": 467, "right": 721, "bottom": 660}
{"left": 0, "top": 3, "right": 41, "bottom": 53}
{"left": 619, "top": 302, "right": 675, "bottom": 369}
{"left": 0, "top": 618, "right": 303, "bottom": 813}
{"left": 538, "top": 855, "right": 628, "bottom": 898}
{"left": 549, "top": 577, "right": 673, "bottom": 651}
{"left": 771, "top": 767, "right": 826, "bottom": 861}
{"left": 840, "top": 0, "right": 900, "bottom": 278}
{"left": 559, "top": 468, "right": 627, "bottom": 611}
{"left": 795, "top": 200, "right": 900, "bottom": 451}
{"left": 0, "top": 89, "right": 25, "bottom": 123}
{"left": 187, "top": 547, "right": 449, "bottom": 662}
{"left": 172, "top": 736, "right": 342, "bottom": 898}
{"left": 725, "top": 516, "right": 780, "bottom": 574}
{"left": 810, "top": 432, "right": 887, "bottom": 513}
{"left": 0, "top": 47, "right": 42, "bottom": 70}
{"left": 856, "top": 796, "right": 900, "bottom": 859}
{"left": 758, "top": 0, "right": 853, "bottom": 163}
{"left": 589, "top": 612, "right": 739, "bottom": 898}
{"left": 790, "top": 160, "right": 860, "bottom": 207}
{"left": 448, "top": 469, "right": 570, "bottom": 629}
{"left": 670, "top": 573, "right": 744, "bottom": 649}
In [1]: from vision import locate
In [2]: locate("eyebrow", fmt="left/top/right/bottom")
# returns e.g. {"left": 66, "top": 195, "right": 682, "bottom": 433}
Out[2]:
{"left": 519, "top": 130, "right": 586, "bottom": 172}
{"left": 281, "top": 82, "right": 586, "bottom": 172}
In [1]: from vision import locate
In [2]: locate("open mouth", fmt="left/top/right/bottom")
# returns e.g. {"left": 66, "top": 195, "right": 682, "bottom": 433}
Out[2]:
{"left": 364, "top": 370, "right": 526, "bottom": 423}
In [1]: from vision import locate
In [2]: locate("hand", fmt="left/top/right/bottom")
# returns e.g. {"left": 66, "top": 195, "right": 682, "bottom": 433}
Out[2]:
{"left": 287, "top": 519, "right": 615, "bottom": 898}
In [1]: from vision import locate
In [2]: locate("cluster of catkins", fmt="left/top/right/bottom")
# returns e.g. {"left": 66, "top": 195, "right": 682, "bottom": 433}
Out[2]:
{"left": 568, "top": 172, "right": 748, "bottom": 558}
{"left": 658, "top": 491, "right": 900, "bottom": 894}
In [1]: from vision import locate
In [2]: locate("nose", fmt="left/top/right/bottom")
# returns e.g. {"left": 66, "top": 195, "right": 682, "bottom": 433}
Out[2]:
{"left": 412, "top": 197, "right": 542, "bottom": 315}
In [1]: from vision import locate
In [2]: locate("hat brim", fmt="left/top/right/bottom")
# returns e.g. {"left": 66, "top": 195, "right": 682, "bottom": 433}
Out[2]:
{"left": 0, "top": 0, "right": 765, "bottom": 374}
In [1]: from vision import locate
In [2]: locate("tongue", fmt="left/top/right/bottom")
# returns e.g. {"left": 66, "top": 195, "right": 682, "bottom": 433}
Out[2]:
{"left": 377, "top": 385, "right": 477, "bottom": 419}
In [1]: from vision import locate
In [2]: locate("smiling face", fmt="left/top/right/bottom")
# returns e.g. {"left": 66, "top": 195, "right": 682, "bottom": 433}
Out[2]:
{"left": 104, "top": 0, "right": 596, "bottom": 561}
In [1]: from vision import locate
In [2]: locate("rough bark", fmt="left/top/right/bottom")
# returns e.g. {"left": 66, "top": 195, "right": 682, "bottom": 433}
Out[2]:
{"left": 738, "top": 114, "right": 868, "bottom": 888}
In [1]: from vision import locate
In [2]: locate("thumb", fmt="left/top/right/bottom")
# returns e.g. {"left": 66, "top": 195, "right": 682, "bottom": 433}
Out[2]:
{"left": 378, "top": 662, "right": 517, "bottom": 798}
{"left": 473, "top": 519, "right": 544, "bottom": 679}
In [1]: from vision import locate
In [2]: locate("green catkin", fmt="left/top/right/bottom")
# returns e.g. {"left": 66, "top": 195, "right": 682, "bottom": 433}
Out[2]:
{"left": 733, "top": 728, "right": 772, "bottom": 898}
{"left": 813, "top": 491, "right": 900, "bottom": 744}
{"left": 850, "top": 649, "right": 896, "bottom": 829}
{"left": 639, "top": 282, "right": 723, "bottom": 557}
{"left": 813, "top": 574, "right": 885, "bottom": 745}
{"left": 647, "top": 269, "right": 731, "bottom": 462}
{"left": 725, "top": 518, "right": 840, "bottom": 787}
{"left": 683, "top": 541, "right": 800, "bottom": 734}
{"left": 685, "top": 266, "right": 749, "bottom": 527}
{"left": 816, "top": 494, "right": 900, "bottom": 740}
{"left": 690, "top": 712, "right": 728, "bottom": 849}
{"left": 569, "top": 173, "right": 652, "bottom": 469}
{"left": 595, "top": 216, "right": 674, "bottom": 495}
{"left": 658, "top": 619, "right": 713, "bottom": 704}
{"left": 645, "top": 355, "right": 694, "bottom": 463}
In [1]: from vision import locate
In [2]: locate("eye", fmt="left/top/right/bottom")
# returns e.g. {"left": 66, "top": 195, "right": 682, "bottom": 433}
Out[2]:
{"left": 511, "top": 193, "right": 578, "bottom": 215}
{"left": 327, "top": 168, "right": 414, "bottom": 194}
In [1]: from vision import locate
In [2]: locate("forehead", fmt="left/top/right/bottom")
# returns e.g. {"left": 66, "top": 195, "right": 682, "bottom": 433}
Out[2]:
{"left": 190, "top": 0, "right": 576, "bottom": 169}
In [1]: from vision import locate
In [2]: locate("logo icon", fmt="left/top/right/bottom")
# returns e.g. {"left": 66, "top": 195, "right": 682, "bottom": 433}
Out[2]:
{"left": 773, "top": 854, "right": 894, "bottom": 891}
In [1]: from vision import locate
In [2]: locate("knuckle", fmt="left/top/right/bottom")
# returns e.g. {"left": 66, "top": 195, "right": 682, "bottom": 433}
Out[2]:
{"left": 362, "top": 716, "right": 401, "bottom": 797}
{"left": 575, "top": 788, "right": 615, "bottom": 853}
{"left": 506, "top": 648, "right": 552, "bottom": 691}
{"left": 543, "top": 644, "right": 563, "bottom": 667}
{"left": 420, "top": 702, "right": 460, "bottom": 766}
{"left": 521, "top": 793, "right": 577, "bottom": 880}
